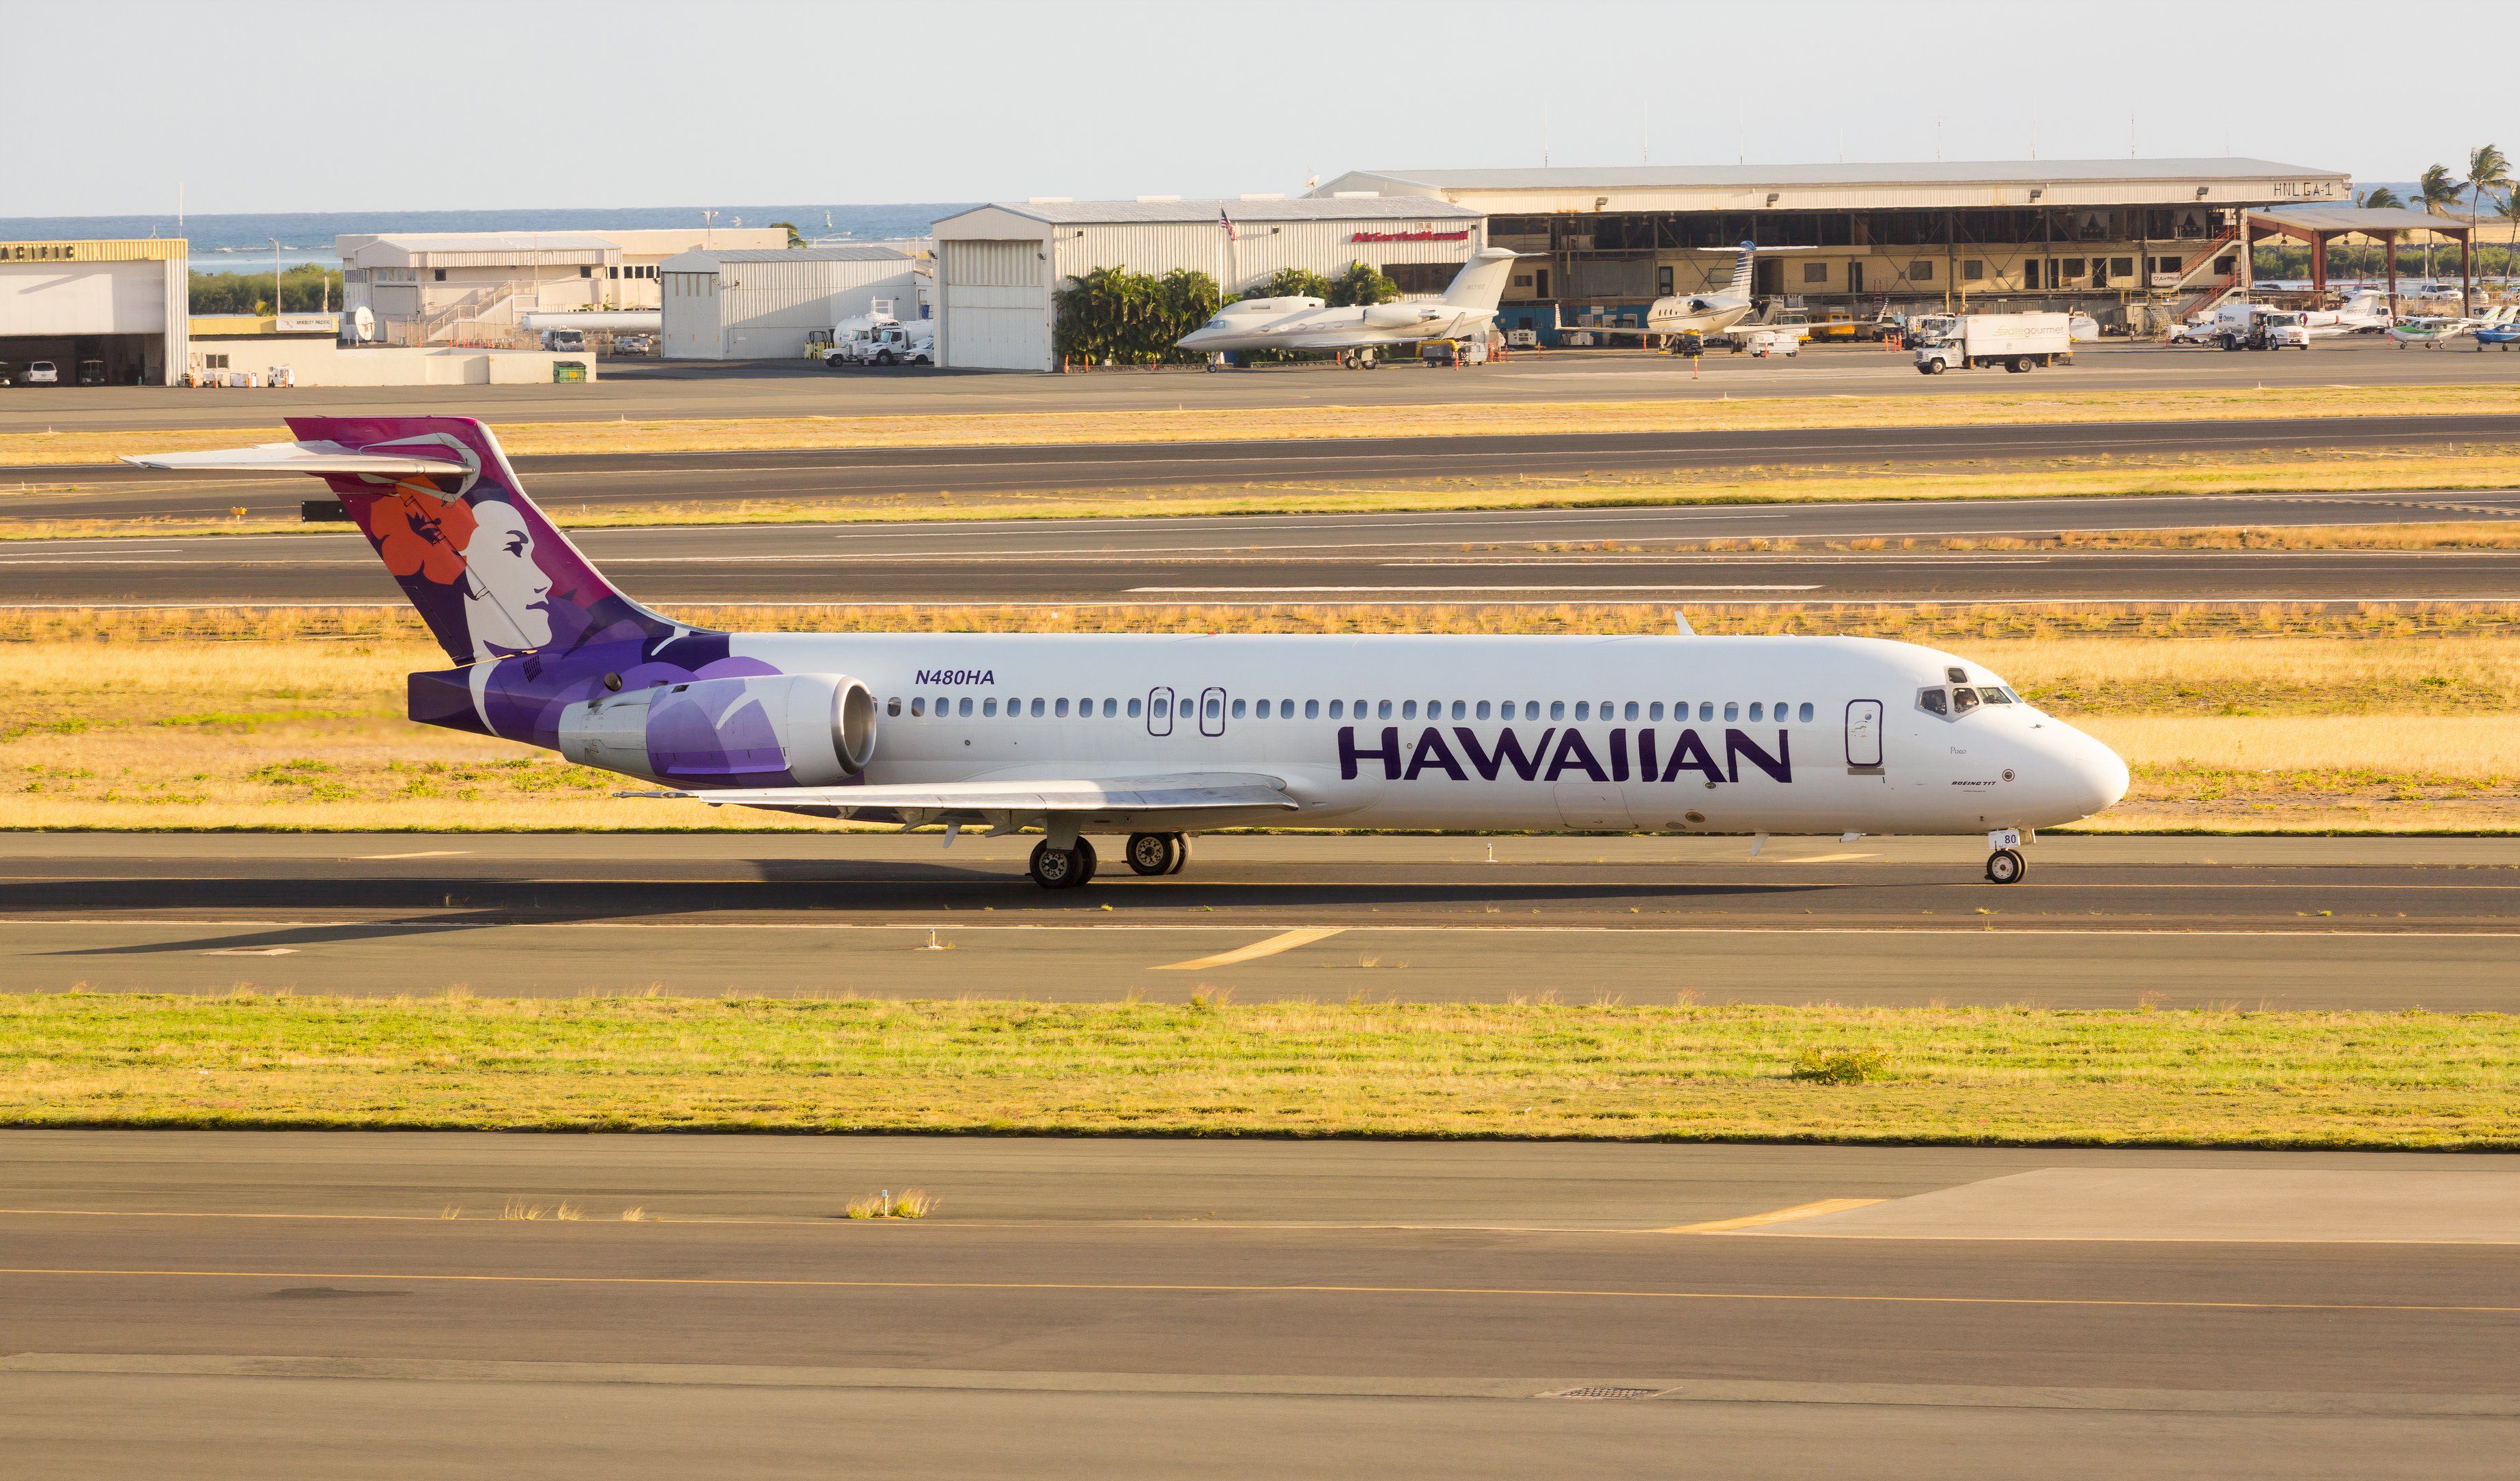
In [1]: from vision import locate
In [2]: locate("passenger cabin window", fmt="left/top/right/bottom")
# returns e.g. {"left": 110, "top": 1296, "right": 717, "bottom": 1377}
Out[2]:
{"left": 984, "top": 697, "right": 998, "bottom": 716}
{"left": 1649, "top": 702, "right": 1664, "bottom": 721}
{"left": 1231, "top": 698, "right": 1246, "bottom": 719}
{"left": 1377, "top": 700, "right": 1392, "bottom": 719}
{"left": 1550, "top": 702, "right": 1565, "bottom": 720}
{"left": 960, "top": 698, "right": 972, "bottom": 717}
{"left": 886, "top": 697, "right": 901, "bottom": 717}
{"left": 1128, "top": 697, "right": 1142, "bottom": 717}
{"left": 1724, "top": 702, "right": 1739, "bottom": 721}
{"left": 1748, "top": 703, "right": 1763, "bottom": 721}
{"left": 1306, "top": 700, "right": 1320, "bottom": 719}
{"left": 1798, "top": 702, "right": 1815, "bottom": 721}
{"left": 1698, "top": 702, "right": 1713, "bottom": 721}
{"left": 1918, "top": 687, "right": 1950, "bottom": 716}
{"left": 1031, "top": 699, "right": 1046, "bottom": 717}
{"left": 910, "top": 697, "right": 925, "bottom": 717}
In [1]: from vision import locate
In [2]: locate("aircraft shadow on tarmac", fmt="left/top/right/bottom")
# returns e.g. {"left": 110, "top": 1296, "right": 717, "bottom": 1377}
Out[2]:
{"left": 25, "top": 868, "right": 1832, "bottom": 956}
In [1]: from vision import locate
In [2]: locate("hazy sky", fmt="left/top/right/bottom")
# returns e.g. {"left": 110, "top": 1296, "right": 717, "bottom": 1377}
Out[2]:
{"left": 0, "top": 0, "right": 2498, "bottom": 217}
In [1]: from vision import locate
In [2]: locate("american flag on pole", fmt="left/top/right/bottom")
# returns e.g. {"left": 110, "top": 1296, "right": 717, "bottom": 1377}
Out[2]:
{"left": 1218, "top": 207, "right": 1237, "bottom": 243}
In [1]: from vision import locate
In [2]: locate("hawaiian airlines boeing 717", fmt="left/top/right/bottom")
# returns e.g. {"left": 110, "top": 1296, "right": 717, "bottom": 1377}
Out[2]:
{"left": 126, "top": 417, "right": 2128, "bottom": 888}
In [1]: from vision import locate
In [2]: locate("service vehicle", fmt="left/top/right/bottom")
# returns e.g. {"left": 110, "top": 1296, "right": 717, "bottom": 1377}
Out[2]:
{"left": 25, "top": 360, "right": 59, "bottom": 385}
{"left": 76, "top": 359, "right": 107, "bottom": 385}
{"left": 1912, "top": 312, "right": 2072, "bottom": 373}
{"left": 539, "top": 327, "right": 588, "bottom": 354}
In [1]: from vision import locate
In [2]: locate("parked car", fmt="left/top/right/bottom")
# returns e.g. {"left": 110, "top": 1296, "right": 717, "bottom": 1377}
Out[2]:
{"left": 613, "top": 333, "right": 656, "bottom": 356}
{"left": 24, "top": 359, "right": 59, "bottom": 385}
{"left": 76, "top": 358, "right": 106, "bottom": 385}
{"left": 0, "top": 361, "right": 15, "bottom": 386}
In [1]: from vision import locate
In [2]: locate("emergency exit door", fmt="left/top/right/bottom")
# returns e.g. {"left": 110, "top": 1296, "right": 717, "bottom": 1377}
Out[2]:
{"left": 1845, "top": 700, "right": 1884, "bottom": 771}
{"left": 1198, "top": 687, "right": 1227, "bottom": 737}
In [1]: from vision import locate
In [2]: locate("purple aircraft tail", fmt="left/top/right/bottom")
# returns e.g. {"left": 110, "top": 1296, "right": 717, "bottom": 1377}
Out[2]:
{"left": 277, "top": 415, "right": 680, "bottom": 666}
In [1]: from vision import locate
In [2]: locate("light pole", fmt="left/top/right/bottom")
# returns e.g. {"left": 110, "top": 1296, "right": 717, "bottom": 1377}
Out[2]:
{"left": 272, "top": 238, "right": 284, "bottom": 315}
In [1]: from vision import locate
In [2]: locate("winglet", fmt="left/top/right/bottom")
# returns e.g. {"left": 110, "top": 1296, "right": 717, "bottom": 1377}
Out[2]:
{"left": 1672, "top": 609, "right": 1696, "bottom": 637}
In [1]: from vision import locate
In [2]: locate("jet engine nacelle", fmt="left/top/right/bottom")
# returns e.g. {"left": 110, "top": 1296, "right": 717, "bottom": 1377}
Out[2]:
{"left": 1361, "top": 304, "right": 1424, "bottom": 329}
{"left": 557, "top": 672, "right": 877, "bottom": 786}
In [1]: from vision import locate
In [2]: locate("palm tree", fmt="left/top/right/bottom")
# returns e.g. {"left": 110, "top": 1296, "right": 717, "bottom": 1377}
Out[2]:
{"left": 2418, "top": 164, "right": 2463, "bottom": 281}
{"left": 2466, "top": 145, "right": 2512, "bottom": 298}
{"left": 2357, "top": 186, "right": 2405, "bottom": 210}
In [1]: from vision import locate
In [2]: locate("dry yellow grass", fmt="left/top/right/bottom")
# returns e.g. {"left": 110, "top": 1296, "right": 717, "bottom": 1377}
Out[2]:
{"left": 3, "top": 616, "right": 2514, "bottom": 832}
{"left": 7, "top": 383, "right": 2519, "bottom": 467}
{"left": 2054, "top": 522, "right": 2520, "bottom": 551}
{"left": 16, "top": 445, "right": 2520, "bottom": 542}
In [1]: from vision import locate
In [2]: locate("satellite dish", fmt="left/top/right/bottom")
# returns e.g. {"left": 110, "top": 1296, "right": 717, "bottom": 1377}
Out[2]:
{"left": 352, "top": 305, "right": 376, "bottom": 344}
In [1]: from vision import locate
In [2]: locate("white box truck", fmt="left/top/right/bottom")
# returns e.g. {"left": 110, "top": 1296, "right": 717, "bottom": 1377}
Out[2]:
{"left": 1912, "top": 312, "right": 2073, "bottom": 374}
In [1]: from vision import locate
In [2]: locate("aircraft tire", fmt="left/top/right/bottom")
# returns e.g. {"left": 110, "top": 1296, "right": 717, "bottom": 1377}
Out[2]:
{"left": 1164, "top": 833, "right": 1190, "bottom": 874}
{"left": 1985, "top": 848, "right": 2026, "bottom": 885}
{"left": 1125, "top": 832, "right": 1176, "bottom": 876}
{"left": 1029, "top": 839, "right": 1096, "bottom": 889}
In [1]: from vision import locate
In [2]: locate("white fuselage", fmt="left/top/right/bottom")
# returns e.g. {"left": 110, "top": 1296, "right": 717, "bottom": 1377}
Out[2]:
{"left": 677, "top": 631, "right": 2127, "bottom": 836}
{"left": 1178, "top": 299, "right": 1495, "bottom": 355}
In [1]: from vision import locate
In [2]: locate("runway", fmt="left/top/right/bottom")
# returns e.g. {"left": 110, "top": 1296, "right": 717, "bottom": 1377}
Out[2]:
{"left": 5, "top": 488, "right": 2520, "bottom": 605}
{"left": 8, "top": 833, "right": 2516, "bottom": 1009}
{"left": 5, "top": 1130, "right": 2517, "bottom": 1476}
{"left": 7, "top": 336, "right": 2518, "bottom": 432}
{"left": 12, "top": 411, "right": 2520, "bottom": 523}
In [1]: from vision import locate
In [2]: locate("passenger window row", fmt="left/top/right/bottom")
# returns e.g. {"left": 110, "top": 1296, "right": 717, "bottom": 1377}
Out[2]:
{"left": 886, "top": 694, "right": 1822, "bottom": 723}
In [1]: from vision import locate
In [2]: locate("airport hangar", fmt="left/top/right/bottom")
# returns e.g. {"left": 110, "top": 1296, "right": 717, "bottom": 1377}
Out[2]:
{"left": 1312, "top": 156, "right": 2353, "bottom": 340}
{"left": 932, "top": 196, "right": 1487, "bottom": 371}
{"left": 659, "top": 245, "right": 930, "bottom": 360}
{"left": 0, "top": 238, "right": 189, "bottom": 385}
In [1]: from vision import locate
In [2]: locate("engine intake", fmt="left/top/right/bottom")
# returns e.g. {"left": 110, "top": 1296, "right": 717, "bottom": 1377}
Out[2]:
{"left": 558, "top": 672, "right": 876, "bottom": 786}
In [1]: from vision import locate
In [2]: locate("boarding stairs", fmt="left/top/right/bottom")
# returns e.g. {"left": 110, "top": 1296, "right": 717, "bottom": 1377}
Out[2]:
{"left": 2166, "top": 226, "right": 2244, "bottom": 320}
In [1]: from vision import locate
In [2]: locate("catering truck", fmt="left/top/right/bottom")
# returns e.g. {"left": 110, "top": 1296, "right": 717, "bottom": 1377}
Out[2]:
{"left": 1912, "top": 312, "right": 2073, "bottom": 374}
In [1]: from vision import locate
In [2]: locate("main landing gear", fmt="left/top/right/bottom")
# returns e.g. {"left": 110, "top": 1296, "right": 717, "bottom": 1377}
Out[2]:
{"left": 1028, "top": 837, "right": 1097, "bottom": 889}
{"left": 1983, "top": 828, "right": 2027, "bottom": 885}
{"left": 1031, "top": 833, "right": 1190, "bottom": 889}
{"left": 1125, "top": 831, "right": 1190, "bottom": 876}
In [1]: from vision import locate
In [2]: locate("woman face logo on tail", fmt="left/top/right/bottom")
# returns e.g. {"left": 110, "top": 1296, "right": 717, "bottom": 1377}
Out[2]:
{"left": 458, "top": 497, "right": 555, "bottom": 652}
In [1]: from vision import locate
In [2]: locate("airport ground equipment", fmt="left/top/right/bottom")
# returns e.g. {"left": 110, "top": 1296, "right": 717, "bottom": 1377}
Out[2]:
{"left": 1912, "top": 312, "right": 2073, "bottom": 374}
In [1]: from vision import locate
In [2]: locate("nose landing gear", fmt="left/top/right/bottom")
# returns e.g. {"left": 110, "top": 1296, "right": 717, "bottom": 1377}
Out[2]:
{"left": 1983, "top": 827, "right": 2026, "bottom": 884}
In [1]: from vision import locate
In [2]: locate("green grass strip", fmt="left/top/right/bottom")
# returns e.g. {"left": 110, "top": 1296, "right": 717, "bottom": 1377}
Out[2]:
{"left": 7, "top": 994, "right": 2516, "bottom": 1148}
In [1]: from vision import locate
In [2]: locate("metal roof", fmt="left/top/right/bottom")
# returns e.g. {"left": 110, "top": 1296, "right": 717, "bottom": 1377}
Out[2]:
{"left": 661, "top": 247, "right": 918, "bottom": 266}
{"left": 948, "top": 197, "right": 1485, "bottom": 226}
{"left": 358, "top": 232, "right": 619, "bottom": 252}
{"left": 1322, "top": 158, "right": 2346, "bottom": 193}
{"left": 2253, "top": 205, "right": 2471, "bottom": 235}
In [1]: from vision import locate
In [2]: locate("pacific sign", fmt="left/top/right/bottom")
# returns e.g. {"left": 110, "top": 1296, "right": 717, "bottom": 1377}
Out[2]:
{"left": 1347, "top": 230, "right": 1474, "bottom": 243}
{"left": 1339, "top": 725, "right": 1791, "bottom": 785}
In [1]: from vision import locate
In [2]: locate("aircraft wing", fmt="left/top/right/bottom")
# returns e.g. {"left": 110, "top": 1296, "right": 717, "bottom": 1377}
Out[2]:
{"left": 627, "top": 772, "right": 1301, "bottom": 822}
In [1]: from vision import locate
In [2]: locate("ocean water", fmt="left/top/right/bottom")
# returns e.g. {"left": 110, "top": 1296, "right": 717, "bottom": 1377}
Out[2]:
{"left": 0, "top": 204, "right": 973, "bottom": 273}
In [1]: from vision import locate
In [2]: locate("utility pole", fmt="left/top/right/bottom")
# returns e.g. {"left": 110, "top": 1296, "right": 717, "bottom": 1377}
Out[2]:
{"left": 272, "top": 237, "right": 284, "bottom": 314}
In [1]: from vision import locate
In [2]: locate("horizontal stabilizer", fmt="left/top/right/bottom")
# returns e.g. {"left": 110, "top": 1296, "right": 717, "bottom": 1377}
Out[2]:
{"left": 120, "top": 440, "right": 463, "bottom": 477}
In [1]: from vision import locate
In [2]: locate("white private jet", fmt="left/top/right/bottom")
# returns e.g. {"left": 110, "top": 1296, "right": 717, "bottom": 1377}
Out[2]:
{"left": 1179, "top": 249, "right": 1520, "bottom": 368}
{"left": 123, "top": 416, "right": 2132, "bottom": 890}
{"left": 1550, "top": 241, "right": 1807, "bottom": 352}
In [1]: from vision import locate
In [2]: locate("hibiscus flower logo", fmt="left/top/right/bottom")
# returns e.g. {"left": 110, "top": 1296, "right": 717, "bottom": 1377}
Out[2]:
{"left": 361, "top": 478, "right": 479, "bottom": 585}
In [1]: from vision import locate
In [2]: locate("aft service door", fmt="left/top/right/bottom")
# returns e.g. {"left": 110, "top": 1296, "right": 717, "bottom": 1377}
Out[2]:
{"left": 1198, "top": 687, "right": 1227, "bottom": 738}
{"left": 1845, "top": 699, "right": 1884, "bottom": 771}
{"left": 1146, "top": 686, "right": 1174, "bottom": 737}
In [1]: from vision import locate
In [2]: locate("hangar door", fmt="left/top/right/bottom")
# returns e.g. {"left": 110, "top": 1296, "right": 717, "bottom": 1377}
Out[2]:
{"left": 940, "top": 240, "right": 1048, "bottom": 371}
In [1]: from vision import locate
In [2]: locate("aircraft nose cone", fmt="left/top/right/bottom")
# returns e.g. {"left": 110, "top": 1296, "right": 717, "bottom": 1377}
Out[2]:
{"left": 2045, "top": 721, "right": 2129, "bottom": 819}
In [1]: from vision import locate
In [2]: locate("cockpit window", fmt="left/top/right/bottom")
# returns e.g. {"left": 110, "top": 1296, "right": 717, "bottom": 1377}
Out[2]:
{"left": 1917, "top": 687, "right": 1949, "bottom": 716}
{"left": 1952, "top": 687, "right": 1983, "bottom": 715}
{"left": 1980, "top": 687, "right": 2015, "bottom": 704}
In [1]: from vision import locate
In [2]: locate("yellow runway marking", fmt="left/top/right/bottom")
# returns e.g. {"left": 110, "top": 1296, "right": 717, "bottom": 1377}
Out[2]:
{"left": 1151, "top": 927, "right": 1347, "bottom": 971}
{"left": 1, "top": 1266, "right": 2514, "bottom": 1315}
{"left": 1665, "top": 1199, "right": 1886, "bottom": 1234}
